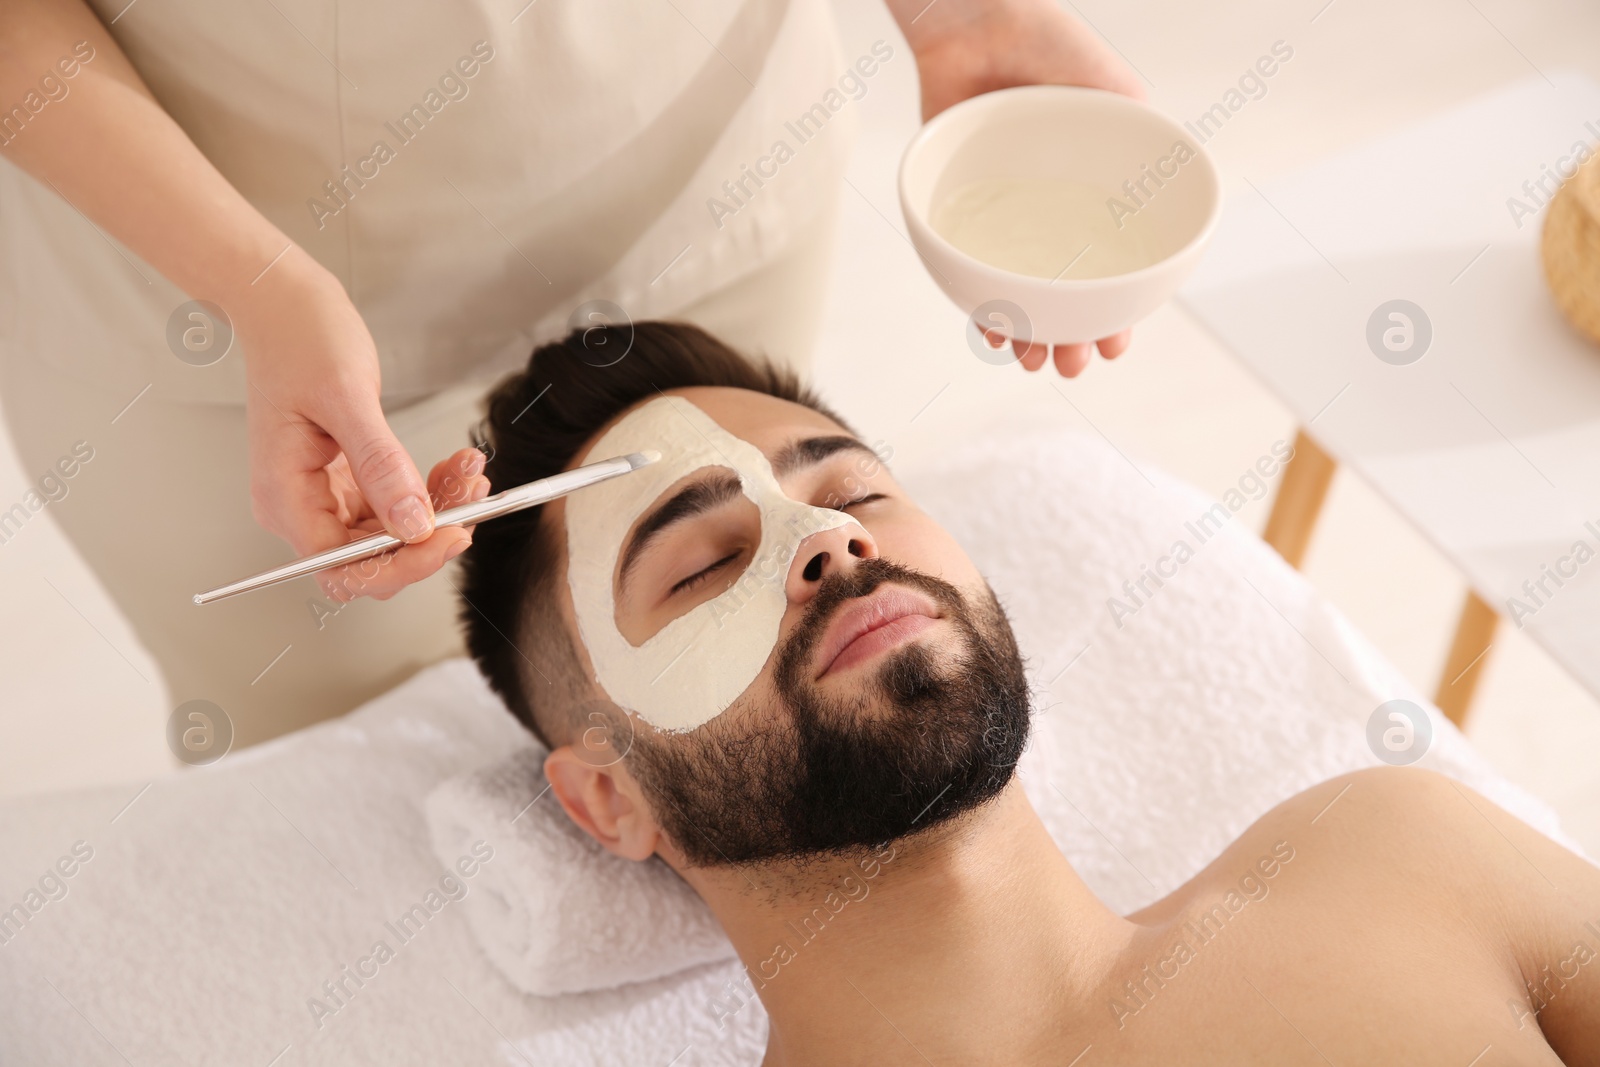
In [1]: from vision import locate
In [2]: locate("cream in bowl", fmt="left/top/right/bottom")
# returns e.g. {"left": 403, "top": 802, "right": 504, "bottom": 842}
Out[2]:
{"left": 900, "top": 86, "right": 1222, "bottom": 345}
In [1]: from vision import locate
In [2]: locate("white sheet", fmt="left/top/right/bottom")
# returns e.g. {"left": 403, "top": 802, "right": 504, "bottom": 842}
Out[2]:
{"left": 0, "top": 427, "right": 1574, "bottom": 1066}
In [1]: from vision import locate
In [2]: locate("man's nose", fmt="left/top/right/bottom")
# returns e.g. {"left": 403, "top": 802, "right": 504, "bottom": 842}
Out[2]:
{"left": 785, "top": 521, "right": 878, "bottom": 605}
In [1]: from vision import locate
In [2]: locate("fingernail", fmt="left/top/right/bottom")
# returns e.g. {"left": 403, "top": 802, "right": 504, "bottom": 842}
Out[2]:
{"left": 472, "top": 479, "right": 490, "bottom": 501}
{"left": 445, "top": 540, "right": 469, "bottom": 561}
{"left": 389, "top": 495, "right": 431, "bottom": 541}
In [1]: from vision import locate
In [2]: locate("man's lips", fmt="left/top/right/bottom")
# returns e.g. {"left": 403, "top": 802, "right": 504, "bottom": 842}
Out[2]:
{"left": 813, "top": 584, "right": 943, "bottom": 680}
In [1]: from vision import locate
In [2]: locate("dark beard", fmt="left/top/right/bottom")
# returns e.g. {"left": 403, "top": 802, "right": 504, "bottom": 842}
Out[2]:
{"left": 624, "top": 558, "right": 1032, "bottom": 869}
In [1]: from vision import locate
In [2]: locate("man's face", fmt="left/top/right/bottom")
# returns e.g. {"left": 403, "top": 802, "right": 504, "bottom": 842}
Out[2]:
{"left": 547, "top": 386, "right": 1030, "bottom": 867}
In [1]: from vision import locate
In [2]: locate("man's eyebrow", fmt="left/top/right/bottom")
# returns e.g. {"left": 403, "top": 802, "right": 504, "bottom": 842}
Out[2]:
{"left": 769, "top": 435, "right": 881, "bottom": 479}
{"left": 619, "top": 469, "right": 744, "bottom": 586}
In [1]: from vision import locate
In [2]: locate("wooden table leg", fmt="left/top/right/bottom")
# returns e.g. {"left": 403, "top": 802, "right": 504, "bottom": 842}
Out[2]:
{"left": 1263, "top": 428, "right": 1337, "bottom": 571}
{"left": 1264, "top": 427, "right": 1495, "bottom": 727}
{"left": 1435, "top": 590, "right": 1497, "bottom": 728}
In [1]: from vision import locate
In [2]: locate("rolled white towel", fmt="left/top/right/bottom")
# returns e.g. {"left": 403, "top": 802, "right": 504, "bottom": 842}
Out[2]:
{"left": 423, "top": 744, "right": 737, "bottom": 997}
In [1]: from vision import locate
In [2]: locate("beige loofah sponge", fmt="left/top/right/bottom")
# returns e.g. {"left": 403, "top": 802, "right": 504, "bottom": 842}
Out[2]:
{"left": 1541, "top": 148, "right": 1600, "bottom": 347}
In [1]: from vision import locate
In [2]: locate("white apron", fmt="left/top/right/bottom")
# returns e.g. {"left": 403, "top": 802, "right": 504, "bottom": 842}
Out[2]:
{"left": 0, "top": 0, "right": 854, "bottom": 405}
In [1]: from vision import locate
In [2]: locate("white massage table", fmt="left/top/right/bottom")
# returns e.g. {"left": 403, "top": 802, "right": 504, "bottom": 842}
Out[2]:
{"left": 0, "top": 427, "right": 1576, "bottom": 1066}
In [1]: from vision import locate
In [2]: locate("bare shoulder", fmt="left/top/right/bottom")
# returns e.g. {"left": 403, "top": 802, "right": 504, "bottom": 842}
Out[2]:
{"left": 1119, "top": 768, "right": 1598, "bottom": 1059}
{"left": 1257, "top": 766, "right": 1597, "bottom": 910}
{"left": 1247, "top": 766, "right": 1600, "bottom": 1057}
{"left": 1135, "top": 765, "right": 1598, "bottom": 954}
{"left": 1279, "top": 765, "right": 1593, "bottom": 880}
{"left": 1130, "top": 769, "right": 1472, "bottom": 914}
{"left": 1122, "top": 767, "right": 1466, "bottom": 928}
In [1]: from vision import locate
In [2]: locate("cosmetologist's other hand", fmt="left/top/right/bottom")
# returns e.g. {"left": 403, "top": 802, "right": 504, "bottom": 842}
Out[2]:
{"left": 889, "top": 0, "right": 1147, "bottom": 377}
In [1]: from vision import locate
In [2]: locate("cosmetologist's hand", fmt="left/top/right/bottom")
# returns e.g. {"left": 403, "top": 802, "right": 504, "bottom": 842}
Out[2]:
{"left": 239, "top": 253, "right": 490, "bottom": 602}
{"left": 890, "top": 0, "right": 1148, "bottom": 377}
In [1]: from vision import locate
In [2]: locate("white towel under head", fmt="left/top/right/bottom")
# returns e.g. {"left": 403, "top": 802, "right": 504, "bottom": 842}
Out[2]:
{"left": 425, "top": 746, "right": 736, "bottom": 996}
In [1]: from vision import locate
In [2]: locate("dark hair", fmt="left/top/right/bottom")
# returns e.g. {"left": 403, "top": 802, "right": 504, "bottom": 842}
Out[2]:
{"left": 457, "top": 320, "right": 847, "bottom": 748}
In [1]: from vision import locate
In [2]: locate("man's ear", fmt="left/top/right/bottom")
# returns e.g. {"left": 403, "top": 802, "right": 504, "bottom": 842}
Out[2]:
{"left": 544, "top": 747, "right": 661, "bottom": 862}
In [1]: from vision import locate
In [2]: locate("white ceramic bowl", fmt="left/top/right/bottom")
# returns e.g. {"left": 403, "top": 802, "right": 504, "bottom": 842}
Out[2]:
{"left": 899, "top": 85, "right": 1223, "bottom": 344}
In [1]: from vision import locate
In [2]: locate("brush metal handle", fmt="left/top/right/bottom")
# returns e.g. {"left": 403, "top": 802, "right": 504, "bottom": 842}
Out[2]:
{"left": 193, "top": 452, "right": 656, "bottom": 605}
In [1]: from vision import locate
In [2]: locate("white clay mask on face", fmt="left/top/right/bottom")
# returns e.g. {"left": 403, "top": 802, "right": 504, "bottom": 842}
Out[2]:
{"left": 564, "top": 395, "right": 856, "bottom": 732}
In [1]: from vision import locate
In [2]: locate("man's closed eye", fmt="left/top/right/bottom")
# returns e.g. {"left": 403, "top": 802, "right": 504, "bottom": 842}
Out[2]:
{"left": 671, "top": 551, "right": 743, "bottom": 596}
{"left": 831, "top": 492, "right": 886, "bottom": 511}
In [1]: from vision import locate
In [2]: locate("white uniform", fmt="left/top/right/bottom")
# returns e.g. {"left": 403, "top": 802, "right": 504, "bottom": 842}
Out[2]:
{"left": 0, "top": 0, "right": 856, "bottom": 745}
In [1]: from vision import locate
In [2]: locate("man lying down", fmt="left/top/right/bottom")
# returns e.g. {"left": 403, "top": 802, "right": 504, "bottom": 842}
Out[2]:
{"left": 457, "top": 322, "right": 1599, "bottom": 1065}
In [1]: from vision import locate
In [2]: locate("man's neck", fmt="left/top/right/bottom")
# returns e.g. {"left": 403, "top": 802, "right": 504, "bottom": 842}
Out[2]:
{"left": 681, "top": 782, "right": 1137, "bottom": 1065}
